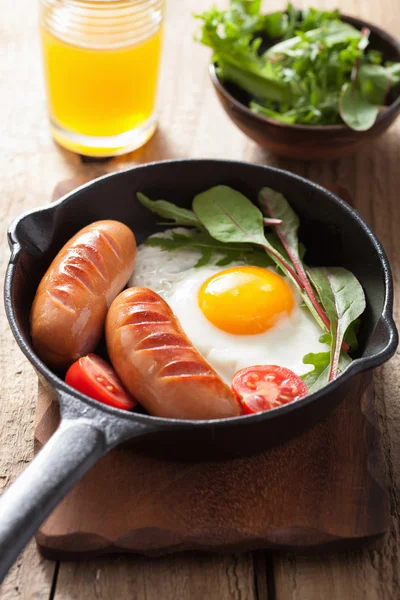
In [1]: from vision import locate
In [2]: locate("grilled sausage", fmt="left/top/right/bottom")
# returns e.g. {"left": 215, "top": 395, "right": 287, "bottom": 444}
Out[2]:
{"left": 31, "top": 220, "right": 136, "bottom": 370}
{"left": 105, "top": 287, "right": 241, "bottom": 420}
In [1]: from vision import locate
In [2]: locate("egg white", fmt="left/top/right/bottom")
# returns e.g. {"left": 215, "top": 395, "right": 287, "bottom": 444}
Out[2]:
{"left": 129, "top": 229, "right": 329, "bottom": 383}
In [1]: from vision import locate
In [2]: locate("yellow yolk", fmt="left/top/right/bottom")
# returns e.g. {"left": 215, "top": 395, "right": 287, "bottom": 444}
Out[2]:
{"left": 198, "top": 266, "right": 294, "bottom": 335}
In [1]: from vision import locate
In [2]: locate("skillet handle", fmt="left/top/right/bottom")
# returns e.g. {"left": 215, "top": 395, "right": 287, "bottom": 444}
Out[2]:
{"left": 0, "top": 419, "right": 107, "bottom": 583}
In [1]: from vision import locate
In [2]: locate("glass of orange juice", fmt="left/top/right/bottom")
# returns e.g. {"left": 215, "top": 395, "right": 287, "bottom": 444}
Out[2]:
{"left": 40, "top": 0, "right": 164, "bottom": 157}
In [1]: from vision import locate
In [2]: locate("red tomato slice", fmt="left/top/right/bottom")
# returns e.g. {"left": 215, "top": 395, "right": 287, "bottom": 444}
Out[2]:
{"left": 65, "top": 354, "right": 136, "bottom": 411}
{"left": 232, "top": 365, "right": 308, "bottom": 415}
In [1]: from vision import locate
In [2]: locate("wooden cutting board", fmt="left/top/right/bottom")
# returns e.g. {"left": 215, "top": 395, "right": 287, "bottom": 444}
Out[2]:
{"left": 34, "top": 180, "right": 389, "bottom": 559}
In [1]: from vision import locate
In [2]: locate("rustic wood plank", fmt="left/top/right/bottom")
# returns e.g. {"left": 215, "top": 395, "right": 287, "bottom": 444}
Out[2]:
{"left": 54, "top": 554, "right": 256, "bottom": 600}
{"left": 269, "top": 129, "right": 400, "bottom": 600}
{"left": 252, "top": 552, "right": 270, "bottom": 600}
{"left": 0, "top": 0, "right": 62, "bottom": 596}
{"left": 0, "top": 0, "right": 107, "bottom": 597}
{"left": 259, "top": 1, "right": 400, "bottom": 597}
{"left": 35, "top": 367, "right": 385, "bottom": 557}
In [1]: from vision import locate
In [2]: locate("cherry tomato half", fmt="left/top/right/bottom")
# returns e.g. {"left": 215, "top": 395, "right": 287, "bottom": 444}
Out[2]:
{"left": 231, "top": 365, "right": 308, "bottom": 415}
{"left": 65, "top": 354, "right": 136, "bottom": 411}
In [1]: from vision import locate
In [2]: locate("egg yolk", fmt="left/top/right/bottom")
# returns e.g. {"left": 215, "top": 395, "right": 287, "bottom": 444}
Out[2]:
{"left": 198, "top": 266, "right": 294, "bottom": 335}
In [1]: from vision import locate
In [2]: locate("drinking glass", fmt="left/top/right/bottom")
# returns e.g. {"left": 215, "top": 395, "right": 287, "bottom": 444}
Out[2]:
{"left": 40, "top": 0, "right": 164, "bottom": 156}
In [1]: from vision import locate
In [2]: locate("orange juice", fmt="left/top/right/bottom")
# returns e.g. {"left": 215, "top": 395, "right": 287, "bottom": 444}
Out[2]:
{"left": 40, "top": 0, "right": 164, "bottom": 156}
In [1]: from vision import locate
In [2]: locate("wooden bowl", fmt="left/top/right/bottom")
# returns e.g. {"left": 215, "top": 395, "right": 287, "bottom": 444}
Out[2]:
{"left": 209, "top": 16, "right": 400, "bottom": 160}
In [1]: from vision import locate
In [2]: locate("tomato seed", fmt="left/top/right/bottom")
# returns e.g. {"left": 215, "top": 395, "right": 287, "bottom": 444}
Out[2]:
{"left": 246, "top": 382, "right": 257, "bottom": 390}
{"left": 249, "top": 374, "right": 259, "bottom": 381}
{"left": 265, "top": 375, "right": 275, "bottom": 382}
{"left": 280, "top": 394, "right": 292, "bottom": 401}
{"left": 292, "top": 386, "right": 298, "bottom": 394}
{"left": 106, "top": 385, "right": 114, "bottom": 391}
{"left": 96, "top": 377, "right": 105, "bottom": 383}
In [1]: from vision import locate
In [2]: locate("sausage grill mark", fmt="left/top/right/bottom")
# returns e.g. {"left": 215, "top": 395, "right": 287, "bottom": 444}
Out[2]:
{"left": 126, "top": 289, "right": 163, "bottom": 305}
{"left": 46, "top": 288, "right": 76, "bottom": 314}
{"left": 120, "top": 308, "right": 169, "bottom": 327}
{"left": 72, "top": 243, "right": 109, "bottom": 282}
{"left": 52, "top": 236, "right": 117, "bottom": 298}
{"left": 98, "top": 229, "right": 123, "bottom": 263}
{"left": 62, "top": 262, "right": 96, "bottom": 294}
{"left": 135, "top": 332, "right": 191, "bottom": 351}
{"left": 114, "top": 290, "right": 218, "bottom": 378}
{"left": 158, "top": 360, "right": 215, "bottom": 378}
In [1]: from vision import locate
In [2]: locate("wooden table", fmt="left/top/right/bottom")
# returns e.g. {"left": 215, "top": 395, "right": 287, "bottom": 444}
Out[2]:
{"left": 1, "top": 0, "right": 399, "bottom": 597}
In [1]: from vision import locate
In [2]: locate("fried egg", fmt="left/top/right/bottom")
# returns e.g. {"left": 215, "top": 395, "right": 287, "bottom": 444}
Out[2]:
{"left": 129, "top": 229, "right": 329, "bottom": 383}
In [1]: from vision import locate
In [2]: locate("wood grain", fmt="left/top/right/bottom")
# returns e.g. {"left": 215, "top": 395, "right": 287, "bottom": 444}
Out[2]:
{"left": 0, "top": 0, "right": 67, "bottom": 597}
{"left": 54, "top": 554, "right": 257, "bottom": 600}
{"left": 35, "top": 370, "right": 387, "bottom": 557}
{"left": 1, "top": 0, "right": 400, "bottom": 598}
{"left": 269, "top": 144, "right": 400, "bottom": 597}
{"left": 260, "top": 5, "right": 400, "bottom": 599}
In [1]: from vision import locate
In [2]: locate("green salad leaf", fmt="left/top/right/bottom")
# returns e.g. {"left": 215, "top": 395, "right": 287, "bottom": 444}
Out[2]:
{"left": 195, "top": 0, "right": 400, "bottom": 130}
{"left": 144, "top": 230, "right": 274, "bottom": 269}
{"left": 308, "top": 267, "right": 366, "bottom": 380}
{"left": 259, "top": 187, "right": 329, "bottom": 332}
{"left": 192, "top": 185, "right": 304, "bottom": 285}
{"left": 137, "top": 193, "right": 200, "bottom": 227}
{"left": 339, "top": 83, "right": 380, "bottom": 131}
{"left": 137, "top": 184, "right": 366, "bottom": 392}
{"left": 302, "top": 349, "right": 352, "bottom": 392}
{"left": 387, "top": 63, "right": 400, "bottom": 86}
{"left": 358, "top": 64, "right": 392, "bottom": 105}
{"left": 192, "top": 185, "right": 267, "bottom": 246}
{"left": 216, "top": 63, "right": 292, "bottom": 103}
{"left": 344, "top": 318, "right": 361, "bottom": 351}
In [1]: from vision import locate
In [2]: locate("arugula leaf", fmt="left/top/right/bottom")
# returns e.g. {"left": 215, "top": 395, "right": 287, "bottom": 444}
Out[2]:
{"left": 137, "top": 193, "right": 201, "bottom": 228}
{"left": 319, "top": 333, "right": 331, "bottom": 345}
{"left": 302, "top": 350, "right": 330, "bottom": 391}
{"left": 308, "top": 267, "right": 366, "bottom": 380}
{"left": 144, "top": 230, "right": 274, "bottom": 269}
{"left": 302, "top": 350, "right": 352, "bottom": 392}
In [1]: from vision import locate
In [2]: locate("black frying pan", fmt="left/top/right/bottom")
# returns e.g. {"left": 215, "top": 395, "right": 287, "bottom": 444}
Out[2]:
{"left": 0, "top": 159, "right": 397, "bottom": 581}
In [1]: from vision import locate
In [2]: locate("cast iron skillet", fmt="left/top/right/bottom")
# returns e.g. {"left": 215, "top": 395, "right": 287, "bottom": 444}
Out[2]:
{"left": 0, "top": 159, "right": 397, "bottom": 580}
